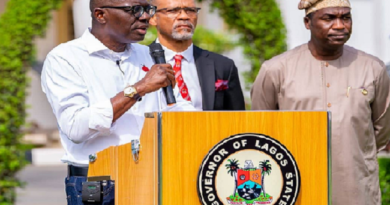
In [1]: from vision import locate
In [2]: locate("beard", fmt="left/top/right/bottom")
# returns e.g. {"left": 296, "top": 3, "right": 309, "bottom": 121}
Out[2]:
{"left": 171, "top": 21, "right": 194, "bottom": 41}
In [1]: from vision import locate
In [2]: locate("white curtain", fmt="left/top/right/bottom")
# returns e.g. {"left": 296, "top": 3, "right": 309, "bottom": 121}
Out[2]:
{"left": 73, "top": 0, "right": 92, "bottom": 38}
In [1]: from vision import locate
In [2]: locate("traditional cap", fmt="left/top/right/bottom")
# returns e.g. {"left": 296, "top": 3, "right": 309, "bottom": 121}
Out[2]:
{"left": 298, "top": 0, "right": 351, "bottom": 15}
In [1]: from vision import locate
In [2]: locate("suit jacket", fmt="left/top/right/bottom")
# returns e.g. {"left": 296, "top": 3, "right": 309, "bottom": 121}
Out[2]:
{"left": 150, "top": 41, "right": 245, "bottom": 110}
{"left": 193, "top": 46, "right": 245, "bottom": 110}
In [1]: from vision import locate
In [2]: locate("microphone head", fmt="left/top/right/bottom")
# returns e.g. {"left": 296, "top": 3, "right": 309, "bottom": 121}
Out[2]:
{"left": 149, "top": 43, "right": 164, "bottom": 54}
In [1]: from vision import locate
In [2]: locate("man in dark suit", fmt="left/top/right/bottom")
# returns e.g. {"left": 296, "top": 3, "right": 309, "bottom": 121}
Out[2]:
{"left": 149, "top": 0, "right": 245, "bottom": 110}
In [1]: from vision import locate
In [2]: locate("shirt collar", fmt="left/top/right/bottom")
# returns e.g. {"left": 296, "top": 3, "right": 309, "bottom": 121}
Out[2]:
{"left": 156, "top": 38, "right": 194, "bottom": 63}
{"left": 81, "top": 28, "right": 132, "bottom": 61}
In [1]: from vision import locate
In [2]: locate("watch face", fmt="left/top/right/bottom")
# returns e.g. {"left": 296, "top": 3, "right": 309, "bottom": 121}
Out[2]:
{"left": 124, "top": 87, "right": 136, "bottom": 97}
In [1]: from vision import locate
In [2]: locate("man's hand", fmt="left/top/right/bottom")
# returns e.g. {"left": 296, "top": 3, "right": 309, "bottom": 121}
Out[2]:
{"left": 110, "top": 64, "right": 176, "bottom": 122}
{"left": 134, "top": 64, "right": 176, "bottom": 96}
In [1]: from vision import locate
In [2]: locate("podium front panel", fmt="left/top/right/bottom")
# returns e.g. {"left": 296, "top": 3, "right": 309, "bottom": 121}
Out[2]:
{"left": 159, "top": 111, "right": 330, "bottom": 205}
{"left": 88, "top": 114, "right": 159, "bottom": 205}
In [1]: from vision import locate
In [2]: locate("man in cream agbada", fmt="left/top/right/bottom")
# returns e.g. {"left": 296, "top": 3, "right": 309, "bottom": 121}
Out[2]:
{"left": 251, "top": 0, "right": 390, "bottom": 204}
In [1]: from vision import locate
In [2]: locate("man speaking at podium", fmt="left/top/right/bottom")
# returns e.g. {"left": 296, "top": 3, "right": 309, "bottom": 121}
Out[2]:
{"left": 251, "top": 0, "right": 390, "bottom": 204}
{"left": 41, "top": 0, "right": 194, "bottom": 204}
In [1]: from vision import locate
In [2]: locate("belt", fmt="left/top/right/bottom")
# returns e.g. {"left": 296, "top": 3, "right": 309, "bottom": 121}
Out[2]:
{"left": 68, "top": 165, "right": 89, "bottom": 177}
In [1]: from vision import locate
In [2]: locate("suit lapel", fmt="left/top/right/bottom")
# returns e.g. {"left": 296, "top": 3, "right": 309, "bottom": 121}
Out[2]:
{"left": 194, "top": 46, "right": 215, "bottom": 110}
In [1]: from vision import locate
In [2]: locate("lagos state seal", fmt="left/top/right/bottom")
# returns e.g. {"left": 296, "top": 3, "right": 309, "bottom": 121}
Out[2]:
{"left": 197, "top": 133, "right": 301, "bottom": 205}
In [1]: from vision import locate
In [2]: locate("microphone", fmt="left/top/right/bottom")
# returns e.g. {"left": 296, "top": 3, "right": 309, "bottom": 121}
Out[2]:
{"left": 149, "top": 43, "right": 176, "bottom": 105}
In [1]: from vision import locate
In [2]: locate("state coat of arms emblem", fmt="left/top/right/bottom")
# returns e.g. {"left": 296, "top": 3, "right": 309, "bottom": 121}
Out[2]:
{"left": 225, "top": 159, "right": 273, "bottom": 204}
{"left": 197, "top": 133, "right": 301, "bottom": 205}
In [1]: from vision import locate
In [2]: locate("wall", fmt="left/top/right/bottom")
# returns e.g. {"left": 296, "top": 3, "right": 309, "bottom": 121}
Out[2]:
{"left": 379, "top": 0, "right": 390, "bottom": 65}
{"left": 73, "top": 0, "right": 91, "bottom": 38}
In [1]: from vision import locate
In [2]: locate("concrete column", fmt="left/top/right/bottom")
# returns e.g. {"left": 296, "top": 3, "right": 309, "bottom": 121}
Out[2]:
{"left": 72, "top": 0, "right": 92, "bottom": 38}
{"left": 379, "top": 0, "right": 390, "bottom": 64}
{"left": 346, "top": 1, "right": 376, "bottom": 56}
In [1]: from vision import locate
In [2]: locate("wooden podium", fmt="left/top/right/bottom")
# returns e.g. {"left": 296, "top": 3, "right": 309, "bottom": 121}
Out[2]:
{"left": 88, "top": 111, "right": 331, "bottom": 205}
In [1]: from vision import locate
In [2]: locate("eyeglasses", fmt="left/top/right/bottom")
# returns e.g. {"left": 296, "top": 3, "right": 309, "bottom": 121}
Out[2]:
{"left": 100, "top": 5, "right": 157, "bottom": 18}
{"left": 156, "top": 7, "right": 201, "bottom": 18}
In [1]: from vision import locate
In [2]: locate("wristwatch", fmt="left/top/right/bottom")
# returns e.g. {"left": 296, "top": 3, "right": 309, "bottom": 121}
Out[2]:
{"left": 124, "top": 85, "right": 142, "bottom": 101}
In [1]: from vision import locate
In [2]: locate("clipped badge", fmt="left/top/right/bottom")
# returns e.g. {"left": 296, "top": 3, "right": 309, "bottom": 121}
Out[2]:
{"left": 361, "top": 88, "right": 368, "bottom": 95}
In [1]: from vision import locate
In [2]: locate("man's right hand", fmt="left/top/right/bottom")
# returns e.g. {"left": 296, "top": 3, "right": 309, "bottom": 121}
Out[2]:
{"left": 134, "top": 64, "right": 176, "bottom": 96}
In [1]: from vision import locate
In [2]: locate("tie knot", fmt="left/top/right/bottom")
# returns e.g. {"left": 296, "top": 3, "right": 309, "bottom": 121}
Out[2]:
{"left": 174, "top": 54, "right": 183, "bottom": 61}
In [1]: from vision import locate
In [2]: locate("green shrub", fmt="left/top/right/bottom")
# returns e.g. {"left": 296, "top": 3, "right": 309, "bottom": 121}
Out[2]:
{"left": 0, "top": 0, "right": 62, "bottom": 204}
{"left": 139, "top": 26, "right": 236, "bottom": 54}
{"left": 379, "top": 157, "right": 390, "bottom": 205}
{"left": 197, "top": 0, "right": 287, "bottom": 88}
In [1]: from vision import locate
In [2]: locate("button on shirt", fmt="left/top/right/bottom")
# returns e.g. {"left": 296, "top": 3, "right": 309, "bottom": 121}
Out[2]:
{"left": 157, "top": 39, "right": 203, "bottom": 110}
{"left": 41, "top": 30, "right": 194, "bottom": 166}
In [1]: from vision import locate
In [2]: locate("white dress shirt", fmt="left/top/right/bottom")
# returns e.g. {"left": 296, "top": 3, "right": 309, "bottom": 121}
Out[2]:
{"left": 157, "top": 39, "right": 203, "bottom": 110}
{"left": 41, "top": 29, "right": 194, "bottom": 166}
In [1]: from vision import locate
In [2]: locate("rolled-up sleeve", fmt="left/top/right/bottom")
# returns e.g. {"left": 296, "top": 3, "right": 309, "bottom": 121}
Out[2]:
{"left": 41, "top": 53, "right": 113, "bottom": 144}
{"left": 372, "top": 66, "right": 390, "bottom": 151}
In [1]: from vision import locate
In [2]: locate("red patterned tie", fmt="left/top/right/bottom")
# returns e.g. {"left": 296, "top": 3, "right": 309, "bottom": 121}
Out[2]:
{"left": 173, "top": 54, "right": 191, "bottom": 101}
